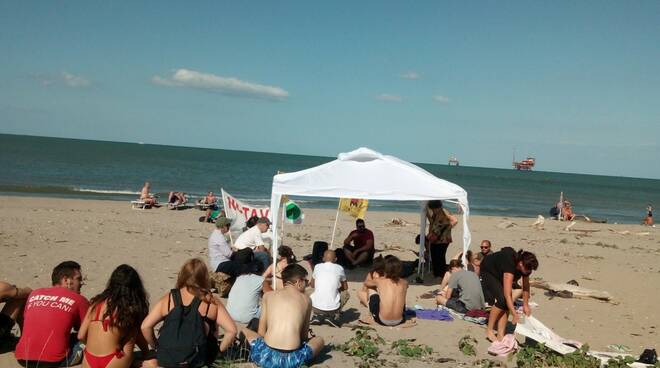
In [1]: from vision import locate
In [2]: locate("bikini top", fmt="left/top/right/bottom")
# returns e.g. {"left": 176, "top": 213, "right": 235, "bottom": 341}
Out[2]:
{"left": 91, "top": 301, "right": 114, "bottom": 332}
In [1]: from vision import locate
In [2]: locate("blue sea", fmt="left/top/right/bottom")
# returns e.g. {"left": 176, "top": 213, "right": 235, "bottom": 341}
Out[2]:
{"left": 1, "top": 134, "right": 657, "bottom": 224}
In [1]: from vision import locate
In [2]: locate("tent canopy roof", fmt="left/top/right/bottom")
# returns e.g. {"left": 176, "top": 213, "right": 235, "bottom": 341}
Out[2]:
{"left": 272, "top": 147, "right": 468, "bottom": 202}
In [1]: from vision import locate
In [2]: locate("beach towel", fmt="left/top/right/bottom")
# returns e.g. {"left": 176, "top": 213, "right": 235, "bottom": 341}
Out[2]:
{"left": 408, "top": 308, "right": 453, "bottom": 321}
{"left": 488, "top": 334, "right": 518, "bottom": 357}
{"left": 463, "top": 315, "right": 487, "bottom": 325}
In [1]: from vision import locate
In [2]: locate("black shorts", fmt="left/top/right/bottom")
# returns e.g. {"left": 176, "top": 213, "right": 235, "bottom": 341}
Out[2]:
{"left": 445, "top": 297, "right": 468, "bottom": 314}
{"left": 368, "top": 294, "right": 403, "bottom": 326}
{"left": 0, "top": 313, "right": 15, "bottom": 338}
{"left": 481, "top": 272, "right": 507, "bottom": 310}
{"left": 344, "top": 245, "right": 375, "bottom": 265}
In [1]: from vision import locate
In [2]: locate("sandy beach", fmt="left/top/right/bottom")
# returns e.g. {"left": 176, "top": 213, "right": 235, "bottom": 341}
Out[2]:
{"left": 1, "top": 195, "right": 658, "bottom": 367}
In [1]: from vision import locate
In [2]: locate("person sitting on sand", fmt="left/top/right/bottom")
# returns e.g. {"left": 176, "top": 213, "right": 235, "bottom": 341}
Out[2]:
{"left": 262, "top": 246, "right": 297, "bottom": 292}
{"left": 167, "top": 191, "right": 187, "bottom": 208}
{"left": 140, "top": 182, "right": 157, "bottom": 206}
{"left": 198, "top": 191, "right": 219, "bottom": 222}
{"left": 436, "top": 260, "right": 485, "bottom": 313}
{"left": 242, "top": 264, "right": 324, "bottom": 368}
{"left": 342, "top": 219, "right": 375, "bottom": 268}
{"left": 226, "top": 262, "right": 265, "bottom": 324}
{"left": 141, "top": 259, "right": 237, "bottom": 368}
{"left": 78, "top": 264, "right": 150, "bottom": 368}
{"left": 471, "top": 252, "right": 484, "bottom": 276}
{"left": 310, "top": 250, "right": 349, "bottom": 314}
{"left": 480, "top": 247, "right": 538, "bottom": 342}
{"left": 643, "top": 205, "right": 654, "bottom": 226}
{"left": 208, "top": 217, "right": 254, "bottom": 278}
{"left": 480, "top": 240, "right": 493, "bottom": 257}
{"left": 358, "top": 256, "right": 408, "bottom": 326}
{"left": 0, "top": 281, "right": 31, "bottom": 338}
{"left": 15, "top": 261, "right": 89, "bottom": 367}
{"left": 234, "top": 217, "right": 271, "bottom": 270}
{"left": 562, "top": 201, "right": 575, "bottom": 221}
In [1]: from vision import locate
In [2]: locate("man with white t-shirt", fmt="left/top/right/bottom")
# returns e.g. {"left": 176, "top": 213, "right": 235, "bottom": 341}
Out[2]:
{"left": 310, "top": 250, "right": 349, "bottom": 313}
{"left": 233, "top": 217, "right": 271, "bottom": 269}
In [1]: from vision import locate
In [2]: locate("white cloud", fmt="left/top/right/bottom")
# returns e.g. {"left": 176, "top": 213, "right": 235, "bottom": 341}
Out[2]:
{"left": 152, "top": 68, "right": 289, "bottom": 101}
{"left": 432, "top": 95, "right": 450, "bottom": 104}
{"left": 61, "top": 72, "right": 91, "bottom": 88}
{"left": 400, "top": 71, "right": 420, "bottom": 80}
{"left": 376, "top": 94, "right": 403, "bottom": 102}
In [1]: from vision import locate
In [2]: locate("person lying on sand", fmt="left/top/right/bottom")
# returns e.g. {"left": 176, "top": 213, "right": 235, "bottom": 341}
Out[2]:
{"left": 140, "top": 182, "right": 157, "bottom": 206}
{"left": 242, "top": 264, "right": 324, "bottom": 368}
{"left": 167, "top": 191, "right": 187, "bottom": 208}
{"left": 0, "top": 281, "right": 31, "bottom": 338}
{"left": 358, "top": 256, "right": 408, "bottom": 327}
{"left": 480, "top": 247, "right": 538, "bottom": 342}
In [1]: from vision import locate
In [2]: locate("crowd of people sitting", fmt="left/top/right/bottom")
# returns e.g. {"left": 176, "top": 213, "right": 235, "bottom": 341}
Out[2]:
{"left": 1, "top": 198, "right": 541, "bottom": 368}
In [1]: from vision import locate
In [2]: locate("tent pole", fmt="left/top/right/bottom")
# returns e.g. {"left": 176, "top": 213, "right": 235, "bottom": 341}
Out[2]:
{"left": 329, "top": 200, "right": 341, "bottom": 249}
{"left": 270, "top": 194, "right": 282, "bottom": 290}
{"left": 417, "top": 201, "right": 427, "bottom": 278}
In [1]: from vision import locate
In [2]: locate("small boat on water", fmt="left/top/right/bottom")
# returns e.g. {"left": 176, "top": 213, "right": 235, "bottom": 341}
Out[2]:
{"left": 448, "top": 155, "right": 459, "bottom": 166}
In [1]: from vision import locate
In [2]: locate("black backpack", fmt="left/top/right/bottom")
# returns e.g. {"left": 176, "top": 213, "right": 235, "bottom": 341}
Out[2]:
{"left": 156, "top": 289, "right": 209, "bottom": 368}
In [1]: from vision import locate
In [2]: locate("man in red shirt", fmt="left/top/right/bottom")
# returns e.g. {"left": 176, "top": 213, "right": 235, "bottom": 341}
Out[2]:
{"left": 15, "top": 261, "right": 89, "bottom": 367}
{"left": 342, "top": 219, "right": 375, "bottom": 267}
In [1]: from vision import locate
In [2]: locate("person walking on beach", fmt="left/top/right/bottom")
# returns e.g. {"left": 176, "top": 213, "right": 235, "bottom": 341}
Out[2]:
{"left": 242, "top": 264, "right": 324, "bottom": 368}
{"left": 141, "top": 259, "right": 237, "bottom": 368}
{"left": 426, "top": 200, "right": 458, "bottom": 278}
{"left": 480, "top": 247, "right": 538, "bottom": 342}
{"left": 342, "top": 219, "right": 375, "bottom": 268}
{"left": 15, "top": 261, "right": 89, "bottom": 367}
{"left": 78, "top": 264, "right": 150, "bottom": 368}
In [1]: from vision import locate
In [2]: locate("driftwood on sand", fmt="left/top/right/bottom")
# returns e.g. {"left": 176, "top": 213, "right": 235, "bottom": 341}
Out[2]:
{"left": 530, "top": 280, "right": 615, "bottom": 303}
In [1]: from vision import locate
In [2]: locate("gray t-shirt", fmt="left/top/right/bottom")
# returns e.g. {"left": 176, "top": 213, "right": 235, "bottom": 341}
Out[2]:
{"left": 448, "top": 270, "right": 485, "bottom": 310}
{"left": 226, "top": 274, "right": 264, "bottom": 323}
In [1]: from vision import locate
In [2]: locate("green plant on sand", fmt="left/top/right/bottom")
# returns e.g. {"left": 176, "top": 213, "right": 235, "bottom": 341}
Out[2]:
{"left": 459, "top": 335, "right": 478, "bottom": 356}
{"left": 391, "top": 338, "right": 433, "bottom": 358}
{"left": 515, "top": 343, "right": 600, "bottom": 368}
{"left": 339, "top": 327, "right": 386, "bottom": 368}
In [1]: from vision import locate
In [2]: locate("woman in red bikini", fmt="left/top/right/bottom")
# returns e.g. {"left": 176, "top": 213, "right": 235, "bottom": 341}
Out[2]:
{"left": 78, "top": 264, "right": 150, "bottom": 368}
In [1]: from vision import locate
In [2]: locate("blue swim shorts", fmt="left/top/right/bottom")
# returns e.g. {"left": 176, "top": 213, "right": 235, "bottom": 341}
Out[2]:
{"left": 250, "top": 337, "right": 313, "bottom": 368}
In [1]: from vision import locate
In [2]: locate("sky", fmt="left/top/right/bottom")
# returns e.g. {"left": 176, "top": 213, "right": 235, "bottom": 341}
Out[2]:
{"left": 1, "top": 1, "right": 659, "bottom": 179}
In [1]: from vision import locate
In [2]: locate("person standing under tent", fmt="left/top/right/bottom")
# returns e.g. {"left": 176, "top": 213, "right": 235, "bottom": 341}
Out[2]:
{"left": 425, "top": 200, "right": 458, "bottom": 278}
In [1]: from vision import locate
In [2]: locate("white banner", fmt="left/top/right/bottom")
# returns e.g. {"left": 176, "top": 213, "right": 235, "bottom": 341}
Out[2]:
{"left": 221, "top": 189, "right": 271, "bottom": 241}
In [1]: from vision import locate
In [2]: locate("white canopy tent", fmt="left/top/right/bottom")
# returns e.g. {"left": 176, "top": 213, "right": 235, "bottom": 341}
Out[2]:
{"left": 268, "top": 147, "right": 471, "bottom": 288}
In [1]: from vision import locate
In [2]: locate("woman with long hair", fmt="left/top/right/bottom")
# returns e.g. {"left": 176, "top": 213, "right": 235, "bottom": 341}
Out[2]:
{"left": 425, "top": 200, "right": 458, "bottom": 278}
{"left": 78, "top": 264, "right": 150, "bottom": 368}
{"left": 262, "top": 245, "right": 297, "bottom": 291}
{"left": 141, "top": 258, "right": 237, "bottom": 368}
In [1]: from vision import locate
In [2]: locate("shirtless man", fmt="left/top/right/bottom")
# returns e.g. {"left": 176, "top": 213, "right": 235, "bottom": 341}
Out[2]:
{"left": 0, "top": 281, "right": 32, "bottom": 338}
{"left": 198, "top": 191, "right": 219, "bottom": 222}
{"left": 243, "top": 264, "right": 324, "bottom": 368}
{"left": 643, "top": 205, "right": 654, "bottom": 226}
{"left": 140, "top": 182, "right": 157, "bottom": 206}
{"left": 167, "top": 191, "right": 187, "bottom": 207}
{"left": 359, "top": 256, "right": 408, "bottom": 326}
